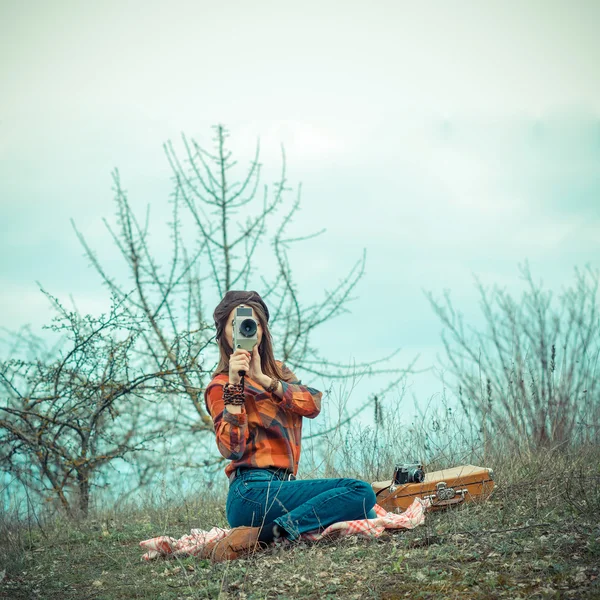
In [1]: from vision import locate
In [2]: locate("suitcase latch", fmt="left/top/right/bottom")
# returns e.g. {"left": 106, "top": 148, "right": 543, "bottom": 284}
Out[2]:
{"left": 435, "top": 482, "right": 455, "bottom": 501}
{"left": 423, "top": 482, "right": 469, "bottom": 502}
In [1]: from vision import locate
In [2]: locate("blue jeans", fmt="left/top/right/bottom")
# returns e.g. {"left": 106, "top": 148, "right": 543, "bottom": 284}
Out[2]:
{"left": 226, "top": 468, "right": 377, "bottom": 540}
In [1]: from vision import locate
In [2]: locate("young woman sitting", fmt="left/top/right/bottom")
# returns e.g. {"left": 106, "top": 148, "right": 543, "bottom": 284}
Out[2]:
{"left": 202, "top": 290, "right": 377, "bottom": 561}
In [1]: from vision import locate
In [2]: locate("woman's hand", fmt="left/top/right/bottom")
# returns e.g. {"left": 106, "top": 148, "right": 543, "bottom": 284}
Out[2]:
{"left": 229, "top": 348, "right": 251, "bottom": 385}
{"left": 248, "top": 345, "right": 266, "bottom": 384}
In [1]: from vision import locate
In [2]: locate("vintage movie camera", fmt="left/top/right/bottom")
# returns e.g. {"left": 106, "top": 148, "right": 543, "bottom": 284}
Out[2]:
{"left": 393, "top": 462, "right": 425, "bottom": 485}
{"left": 233, "top": 306, "right": 258, "bottom": 352}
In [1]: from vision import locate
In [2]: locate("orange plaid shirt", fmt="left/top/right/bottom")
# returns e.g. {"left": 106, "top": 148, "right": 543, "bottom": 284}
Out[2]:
{"left": 204, "top": 362, "right": 322, "bottom": 478}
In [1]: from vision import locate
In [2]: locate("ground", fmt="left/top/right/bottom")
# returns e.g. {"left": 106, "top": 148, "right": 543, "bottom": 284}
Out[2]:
{"left": 2, "top": 478, "right": 599, "bottom": 599}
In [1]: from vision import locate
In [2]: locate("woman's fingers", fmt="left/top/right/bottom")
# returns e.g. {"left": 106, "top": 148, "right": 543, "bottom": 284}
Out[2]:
{"left": 231, "top": 358, "right": 249, "bottom": 369}
{"left": 230, "top": 354, "right": 250, "bottom": 371}
{"left": 232, "top": 348, "right": 251, "bottom": 356}
{"left": 229, "top": 348, "right": 251, "bottom": 380}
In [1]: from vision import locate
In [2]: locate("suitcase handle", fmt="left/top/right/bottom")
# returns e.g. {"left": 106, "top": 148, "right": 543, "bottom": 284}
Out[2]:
{"left": 429, "top": 496, "right": 465, "bottom": 508}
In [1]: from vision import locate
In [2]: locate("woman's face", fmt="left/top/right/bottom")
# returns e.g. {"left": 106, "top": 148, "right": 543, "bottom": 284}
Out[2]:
{"left": 224, "top": 304, "right": 263, "bottom": 350}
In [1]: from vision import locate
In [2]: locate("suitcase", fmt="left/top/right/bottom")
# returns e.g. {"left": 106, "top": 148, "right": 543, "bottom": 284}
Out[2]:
{"left": 372, "top": 464, "right": 495, "bottom": 513}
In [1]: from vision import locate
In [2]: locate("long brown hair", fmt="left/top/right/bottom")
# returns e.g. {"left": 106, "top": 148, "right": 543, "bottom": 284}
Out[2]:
{"left": 212, "top": 296, "right": 291, "bottom": 382}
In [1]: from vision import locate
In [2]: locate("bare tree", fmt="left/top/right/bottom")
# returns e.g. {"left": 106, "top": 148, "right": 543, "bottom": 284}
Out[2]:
{"left": 426, "top": 263, "right": 600, "bottom": 449}
{"left": 2, "top": 124, "right": 414, "bottom": 515}
{"left": 0, "top": 292, "right": 203, "bottom": 517}
{"left": 74, "top": 123, "right": 410, "bottom": 419}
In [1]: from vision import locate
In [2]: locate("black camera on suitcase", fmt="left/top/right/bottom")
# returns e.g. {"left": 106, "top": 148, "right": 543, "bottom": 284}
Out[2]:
{"left": 393, "top": 463, "right": 425, "bottom": 485}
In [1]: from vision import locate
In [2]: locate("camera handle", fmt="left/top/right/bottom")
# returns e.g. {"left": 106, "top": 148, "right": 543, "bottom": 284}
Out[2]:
{"left": 234, "top": 341, "right": 250, "bottom": 391}
{"left": 236, "top": 343, "right": 247, "bottom": 383}
{"left": 237, "top": 370, "right": 246, "bottom": 392}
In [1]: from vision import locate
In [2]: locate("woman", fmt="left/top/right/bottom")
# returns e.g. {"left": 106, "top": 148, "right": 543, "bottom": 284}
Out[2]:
{"left": 203, "top": 290, "right": 377, "bottom": 562}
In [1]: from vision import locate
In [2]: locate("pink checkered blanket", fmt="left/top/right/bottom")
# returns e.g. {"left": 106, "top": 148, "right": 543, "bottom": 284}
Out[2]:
{"left": 139, "top": 498, "right": 428, "bottom": 561}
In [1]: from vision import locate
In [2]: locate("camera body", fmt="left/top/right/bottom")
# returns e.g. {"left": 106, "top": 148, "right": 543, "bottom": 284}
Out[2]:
{"left": 393, "top": 463, "right": 425, "bottom": 485}
{"left": 233, "top": 306, "right": 258, "bottom": 352}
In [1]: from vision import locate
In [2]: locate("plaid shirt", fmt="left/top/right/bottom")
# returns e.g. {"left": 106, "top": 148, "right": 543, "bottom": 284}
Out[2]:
{"left": 204, "top": 362, "right": 322, "bottom": 478}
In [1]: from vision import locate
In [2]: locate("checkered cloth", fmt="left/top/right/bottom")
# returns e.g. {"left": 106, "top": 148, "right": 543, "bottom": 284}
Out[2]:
{"left": 139, "top": 498, "right": 429, "bottom": 561}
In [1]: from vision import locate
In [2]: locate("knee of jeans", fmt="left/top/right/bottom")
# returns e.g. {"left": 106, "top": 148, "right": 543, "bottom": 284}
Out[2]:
{"left": 352, "top": 479, "right": 377, "bottom": 510}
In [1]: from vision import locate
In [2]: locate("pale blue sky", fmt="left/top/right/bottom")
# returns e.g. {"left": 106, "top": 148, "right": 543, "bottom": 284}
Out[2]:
{"left": 1, "top": 0, "right": 599, "bottom": 421}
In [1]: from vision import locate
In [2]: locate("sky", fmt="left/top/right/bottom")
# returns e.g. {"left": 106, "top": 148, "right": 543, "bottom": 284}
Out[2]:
{"left": 1, "top": 0, "right": 600, "bottom": 427}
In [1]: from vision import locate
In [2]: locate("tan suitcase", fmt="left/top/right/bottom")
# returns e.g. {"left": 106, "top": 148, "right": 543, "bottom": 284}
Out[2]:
{"left": 372, "top": 464, "right": 495, "bottom": 513}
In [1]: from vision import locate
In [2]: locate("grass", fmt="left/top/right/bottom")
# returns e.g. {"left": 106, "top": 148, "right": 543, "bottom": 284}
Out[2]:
{"left": 2, "top": 443, "right": 599, "bottom": 599}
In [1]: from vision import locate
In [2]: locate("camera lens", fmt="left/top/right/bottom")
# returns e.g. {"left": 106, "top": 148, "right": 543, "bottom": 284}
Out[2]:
{"left": 411, "top": 468, "right": 425, "bottom": 483}
{"left": 240, "top": 318, "right": 257, "bottom": 337}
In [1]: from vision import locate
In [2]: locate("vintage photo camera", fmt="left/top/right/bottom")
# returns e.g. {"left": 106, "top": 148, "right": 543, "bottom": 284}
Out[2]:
{"left": 233, "top": 306, "right": 258, "bottom": 352}
{"left": 393, "top": 463, "right": 425, "bottom": 485}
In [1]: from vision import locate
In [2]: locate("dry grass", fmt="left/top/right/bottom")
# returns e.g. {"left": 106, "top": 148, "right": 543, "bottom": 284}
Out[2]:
{"left": 2, "top": 380, "right": 599, "bottom": 599}
{"left": 1, "top": 440, "right": 599, "bottom": 599}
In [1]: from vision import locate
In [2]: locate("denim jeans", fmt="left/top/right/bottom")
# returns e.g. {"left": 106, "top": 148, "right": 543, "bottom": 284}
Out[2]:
{"left": 226, "top": 468, "right": 377, "bottom": 540}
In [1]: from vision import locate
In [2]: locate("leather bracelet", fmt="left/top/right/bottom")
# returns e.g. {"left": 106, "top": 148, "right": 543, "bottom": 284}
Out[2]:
{"left": 266, "top": 378, "right": 279, "bottom": 393}
{"left": 223, "top": 382, "right": 245, "bottom": 406}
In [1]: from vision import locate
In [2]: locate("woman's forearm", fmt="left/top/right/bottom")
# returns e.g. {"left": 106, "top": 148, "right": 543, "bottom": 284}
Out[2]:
{"left": 256, "top": 374, "right": 283, "bottom": 398}
{"left": 256, "top": 373, "right": 321, "bottom": 418}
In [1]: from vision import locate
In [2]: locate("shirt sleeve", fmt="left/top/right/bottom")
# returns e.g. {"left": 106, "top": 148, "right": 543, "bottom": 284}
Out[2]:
{"left": 272, "top": 364, "right": 322, "bottom": 419}
{"left": 205, "top": 382, "right": 249, "bottom": 460}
